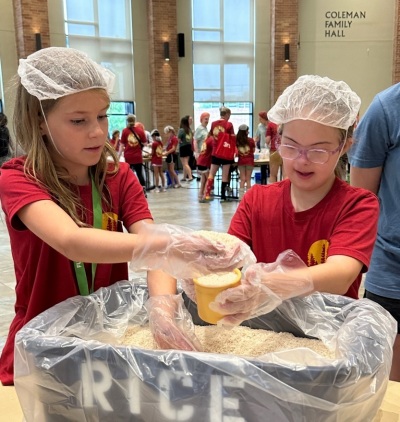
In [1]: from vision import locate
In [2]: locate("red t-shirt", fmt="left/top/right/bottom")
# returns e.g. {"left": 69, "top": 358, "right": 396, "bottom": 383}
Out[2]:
{"left": 0, "top": 158, "right": 152, "bottom": 385}
{"left": 228, "top": 178, "right": 379, "bottom": 300}
{"left": 210, "top": 118, "right": 234, "bottom": 139}
{"left": 237, "top": 137, "right": 256, "bottom": 166}
{"left": 197, "top": 136, "right": 214, "bottom": 168}
{"left": 151, "top": 140, "right": 164, "bottom": 166}
{"left": 120, "top": 125, "right": 147, "bottom": 165}
{"left": 266, "top": 122, "right": 279, "bottom": 151}
{"left": 166, "top": 135, "right": 179, "bottom": 155}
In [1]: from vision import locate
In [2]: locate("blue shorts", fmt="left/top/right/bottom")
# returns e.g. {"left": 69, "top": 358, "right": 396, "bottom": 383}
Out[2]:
{"left": 364, "top": 290, "right": 400, "bottom": 333}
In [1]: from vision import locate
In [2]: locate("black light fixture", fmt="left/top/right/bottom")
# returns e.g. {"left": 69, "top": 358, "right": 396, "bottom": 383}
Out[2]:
{"left": 284, "top": 43, "right": 290, "bottom": 62}
{"left": 35, "top": 32, "right": 42, "bottom": 51}
{"left": 163, "top": 42, "right": 170, "bottom": 61}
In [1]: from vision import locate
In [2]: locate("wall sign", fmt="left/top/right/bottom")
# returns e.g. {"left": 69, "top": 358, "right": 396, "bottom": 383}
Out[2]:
{"left": 325, "top": 10, "right": 367, "bottom": 37}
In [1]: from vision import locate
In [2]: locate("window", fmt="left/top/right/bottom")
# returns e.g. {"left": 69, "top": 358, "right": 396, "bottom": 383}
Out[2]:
{"left": 192, "top": 0, "right": 254, "bottom": 132}
{"left": 63, "top": 0, "right": 134, "bottom": 102}
{"left": 108, "top": 101, "right": 134, "bottom": 137}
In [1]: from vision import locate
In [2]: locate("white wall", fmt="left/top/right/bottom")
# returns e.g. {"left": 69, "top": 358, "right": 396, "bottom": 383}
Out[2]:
{"left": 298, "top": 0, "right": 396, "bottom": 115}
{"left": 0, "top": 1, "right": 18, "bottom": 118}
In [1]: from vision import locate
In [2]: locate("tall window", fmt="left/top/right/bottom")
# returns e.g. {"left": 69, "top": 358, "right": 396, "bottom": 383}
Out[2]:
{"left": 192, "top": 0, "right": 254, "bottom": 133}
{"left": 63, "top": 0, "right": 134, "bottom": 134}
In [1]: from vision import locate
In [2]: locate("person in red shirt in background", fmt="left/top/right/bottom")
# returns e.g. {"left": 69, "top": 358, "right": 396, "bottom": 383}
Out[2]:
{"left": 120, "top": 114, "right": 147, "bottom": 189}
{"left": 266, "top": 119, "right": 284, "bottom": 183}
{"left": 163, "top": 125, "right": 181, "bottom": 189}
{"left": 204, "top": 106, "right": 235, "bottom": 202}
{"left": 110, "top": 129, "right": 120, "bottom": 149}
{"left": 197, "top": 134, "right": 213, "bottom": 203}
{"left": 236, "top": 124, "right": 255, "bottom": 200}
{"left": 150, "top": 129, "right": 166, "bottom": 193}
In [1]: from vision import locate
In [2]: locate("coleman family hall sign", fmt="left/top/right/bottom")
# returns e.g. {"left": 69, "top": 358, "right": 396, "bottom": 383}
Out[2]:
{"left": 325, "top": 10, "right": 366, "bottom": 37}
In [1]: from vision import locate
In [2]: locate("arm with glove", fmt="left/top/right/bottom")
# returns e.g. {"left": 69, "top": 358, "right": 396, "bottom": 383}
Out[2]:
{"left": 209, "top": 250, "right": 314, "bottom": 326}
{"left": 208, "top": 249, "right": 364, "bottom": 326}
{"left": 130, "top": 223, "right": 256, "bottom": 351}
{"left": 130, "top": 222, "right": 255, "bottom": 279}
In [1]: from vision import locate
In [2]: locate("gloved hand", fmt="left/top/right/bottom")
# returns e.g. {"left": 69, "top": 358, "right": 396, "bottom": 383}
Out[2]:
{"left": 180, "top": 279, "right": 197, "bottom": 302}
{"left": 145, "top": 294, "right": 203, "bottom": 351}
{"left": 131, "top": 223, "right": 256, "bottom": 280}
{"left": 209, "top": 250, "right": 314, "bottom": 326}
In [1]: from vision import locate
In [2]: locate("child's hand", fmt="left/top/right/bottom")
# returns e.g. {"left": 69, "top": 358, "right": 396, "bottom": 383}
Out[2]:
{"left": 131, "top": 223, "right": 255, "bottom": 280}
{"left": 209, "top": 250, "right": 314, "bottom": 326}
{"left": 145, "top": 294, "right": 202, "bottom": 351}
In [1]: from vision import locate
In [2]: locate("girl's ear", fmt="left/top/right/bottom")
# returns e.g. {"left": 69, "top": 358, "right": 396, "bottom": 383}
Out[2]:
{"left": 341, "top": 137, "right": 353, "bottom": 155}
{"left": 38, "top": 111, "right": 46, "bottom": 135}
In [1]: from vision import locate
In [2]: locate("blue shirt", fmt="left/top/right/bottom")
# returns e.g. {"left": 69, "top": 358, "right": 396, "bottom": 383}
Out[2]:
{"left": 349, "top": 82, "right": 400, "bottom": 299}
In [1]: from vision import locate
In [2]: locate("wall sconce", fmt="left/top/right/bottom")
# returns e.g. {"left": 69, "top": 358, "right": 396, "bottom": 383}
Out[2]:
{"left": 284, "top": 43, "right": 290, "bottom": 62}
{"left": 163, "top": 42, "right": 170, "bottom": 61}
{"left": 35, "top": 32, "right": 42, "bottom": 51}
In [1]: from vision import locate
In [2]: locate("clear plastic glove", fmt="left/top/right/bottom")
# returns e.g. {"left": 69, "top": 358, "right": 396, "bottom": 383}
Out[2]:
{"left": 209, "top": 250, "right": 314, "bottom": 326}
{"left": 180, "top": 279, "right": 197, "bottom": 302}
{"left": 131, "top": 223, "right": 256, "bottom": 280}
{"left": 145, "top": 294, "right": 203, "bottom": 351}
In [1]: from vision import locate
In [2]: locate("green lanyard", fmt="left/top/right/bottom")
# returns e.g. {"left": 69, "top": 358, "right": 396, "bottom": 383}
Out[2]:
{"left": 73, "top": 178, "right": 102, "bottom": 296}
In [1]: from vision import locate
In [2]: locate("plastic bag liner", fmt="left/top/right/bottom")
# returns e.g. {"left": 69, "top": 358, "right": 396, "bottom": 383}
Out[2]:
{"left": 14, "top": 279, "right": 397, "bottom": 422}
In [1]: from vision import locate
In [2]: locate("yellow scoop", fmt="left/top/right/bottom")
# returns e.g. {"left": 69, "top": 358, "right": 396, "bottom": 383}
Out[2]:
{"left": 193, "top": 268, "right": 241, "bottom": 324}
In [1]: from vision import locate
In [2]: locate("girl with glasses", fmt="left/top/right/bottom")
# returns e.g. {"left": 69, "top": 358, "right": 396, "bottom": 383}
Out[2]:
{"left": 209, "top": 75, "right": 380, "bottom": 326}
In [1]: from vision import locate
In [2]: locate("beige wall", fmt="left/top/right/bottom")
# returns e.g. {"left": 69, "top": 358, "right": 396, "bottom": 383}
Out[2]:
{"left": 48, "top": 0, "right": 67, "bottom": 47}
{"left": 254, "top": 0, "right": 272, "bottom": 126}
{"left": 131, "top": 0, "right": 151, "bottom": 129}
{"left": 177, "top": 0, "right": 194, "bottom": 122}
{"left": 0, "top": 1, "right": 18, "bottom": 117}
{"left": 298, "top": 0, "right": 396, "bottom": 115}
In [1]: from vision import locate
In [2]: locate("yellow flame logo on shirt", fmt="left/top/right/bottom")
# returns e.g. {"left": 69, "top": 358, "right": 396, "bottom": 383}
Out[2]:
{"left": 307, "top": 239, "right": 329, "bottom": 266}
{"left": 102, "top": 212, "right": 119, "bottom": 231}
{"left": 213, "top": 125, "right": 225, "bottom": 138}
{"left": 238, "top": 145, "right": 250, "bottom": 156}
{"left": 128, "top": 133, "right": 139, "bottom": 147}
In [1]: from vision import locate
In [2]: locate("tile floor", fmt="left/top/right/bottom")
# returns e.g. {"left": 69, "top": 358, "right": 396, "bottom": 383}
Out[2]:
{"left": 0, "top": 178, "right": 241, "bottom": 354}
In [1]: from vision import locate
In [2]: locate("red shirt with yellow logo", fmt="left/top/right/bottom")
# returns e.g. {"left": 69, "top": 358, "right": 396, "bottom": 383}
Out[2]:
{"left": 151, "top": 140, "right": 164, "bottom": 166}
{"left": 0, "top": 158, "right": 152, "bottom": 385}
{"left": 228, "top": 178, "right": 378, "bottom": 300}
{"left": 120, "top": 125, "right": 147, "bottom": 164}
{"left": 237, "top": 137, "right": 256, "bottom": 166}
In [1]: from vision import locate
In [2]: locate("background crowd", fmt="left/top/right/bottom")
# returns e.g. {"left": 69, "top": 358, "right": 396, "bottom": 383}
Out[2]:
{"left": 110, "top": 106, "right": 283, "bottom": 201}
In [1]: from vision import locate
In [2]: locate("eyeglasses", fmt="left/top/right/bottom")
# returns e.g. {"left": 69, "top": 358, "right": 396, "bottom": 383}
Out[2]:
{"left": 278, "top": 142, "right": 344, "bottom": 164}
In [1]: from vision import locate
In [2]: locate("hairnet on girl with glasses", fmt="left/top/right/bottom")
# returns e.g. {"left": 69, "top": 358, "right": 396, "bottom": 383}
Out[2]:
{"left": 17, "top": 47, "right": 115, "bottom": 101}
{"left": 267, "top": 75, "right": 361, "bottom": 130}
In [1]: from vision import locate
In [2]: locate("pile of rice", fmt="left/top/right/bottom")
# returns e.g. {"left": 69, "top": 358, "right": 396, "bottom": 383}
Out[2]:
{"left": 195, "top": 230, "right": 240, "bottom": 258}
{"left": 195, "top": 271, "right": 239, "bottom": 287}
{"left": 121, "top": 325, "right": 334, "bottom": 359}
{"left": 195, "top": 230, "right": 240, "bottom": 248}
{"left": 194, "top": 231, "right": 242, "bottom": 287}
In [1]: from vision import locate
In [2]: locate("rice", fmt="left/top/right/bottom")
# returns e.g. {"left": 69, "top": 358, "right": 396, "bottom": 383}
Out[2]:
{"left": 194, "top": 230, "right": 240, "bottom": 260}
{"left": 194, "top": 230, "right": 240, "bottom": 248}
{"left": 121, "top": 325, "right": 334, "bottom": 359}
{"left": 195, "top": 271, "right": 239, "bottom": 287}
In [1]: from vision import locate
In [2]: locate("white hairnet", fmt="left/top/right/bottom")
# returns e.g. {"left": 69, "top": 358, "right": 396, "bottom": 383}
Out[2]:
{"left": 268, "top": 75, "right": 361, "bottom": 130}
{"left": 18, "top": 47, "right": 115, "bottom": 101}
